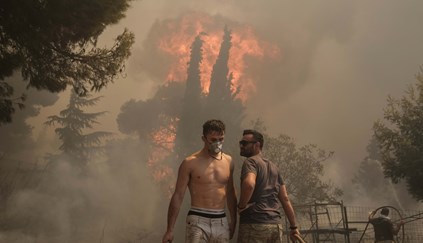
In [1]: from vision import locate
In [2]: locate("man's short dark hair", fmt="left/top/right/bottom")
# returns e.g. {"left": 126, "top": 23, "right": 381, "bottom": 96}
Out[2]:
{"left": 243, "top": 129, "right": 264, "bottom": 149}
{"left": 381, "top": 207, "right": 389, "bottom": 216}
{"left": 203, "top": 119, "right": 225, "bottom": 136}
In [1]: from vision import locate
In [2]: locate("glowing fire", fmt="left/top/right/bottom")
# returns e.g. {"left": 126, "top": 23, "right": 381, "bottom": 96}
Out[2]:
{"left": 158, "top": 12, "right": 281, "bottom": 102}
{"left": 146, "top": 118, "right": 177, "bottom": 196}
{"left": 145, "top": 12, "right": 281, "bottom": 195}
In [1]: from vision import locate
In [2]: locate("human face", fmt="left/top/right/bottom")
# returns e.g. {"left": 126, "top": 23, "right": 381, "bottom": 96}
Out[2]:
{"left": 239, "top": 134, "right": 258, "bottom": 157}
{"left": 203, "top": 131, "right": 225, "bottom": 154}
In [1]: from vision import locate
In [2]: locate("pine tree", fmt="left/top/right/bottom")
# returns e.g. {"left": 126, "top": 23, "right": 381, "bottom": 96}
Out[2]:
{"left": 0, "top": 0, "right": 134, "bottom": 125}
{"left": 46, "top": 89, "right": 112, "bottom": 169}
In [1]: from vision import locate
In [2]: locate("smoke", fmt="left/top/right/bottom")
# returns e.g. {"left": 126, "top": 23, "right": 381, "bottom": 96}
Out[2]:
{"left": 3, "top": 0, "right": 423, "bottom": 241}
{"left": 0, "top": 74, "right": 59, "bottom": 160}
{"left": 1, "top": 138, "right": 164, "bottom": 242}
{"left": 123, "top": 0, "right": 420, "bottom": 189}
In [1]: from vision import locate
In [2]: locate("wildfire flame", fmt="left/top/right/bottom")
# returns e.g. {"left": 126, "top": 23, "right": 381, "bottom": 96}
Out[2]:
{"left": 145, "top": 12, "right": 281, "bottom": 195}
{"left": 146, "top": 117, "right": 178, "bottom": 196}
{"left": 157, "top": 12, "right": 281, "bottom": 102}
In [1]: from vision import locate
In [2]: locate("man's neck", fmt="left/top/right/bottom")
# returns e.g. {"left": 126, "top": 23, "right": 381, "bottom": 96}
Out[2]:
{"left": 201, "top": 147, "right": 222, "bottom": 160}
{"left": 250, "top": 151, "right": 261, "bottom": 157}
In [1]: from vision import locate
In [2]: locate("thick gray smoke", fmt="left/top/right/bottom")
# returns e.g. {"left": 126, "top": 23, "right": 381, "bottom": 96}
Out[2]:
{"left": 108, "top": 0, "right": 423, "bottom": 207}
{"left": 110, "top": 2, "right": 423, "bottom": 239}
{"left": 4, "top": 0, "right": 423, "bottom": 242}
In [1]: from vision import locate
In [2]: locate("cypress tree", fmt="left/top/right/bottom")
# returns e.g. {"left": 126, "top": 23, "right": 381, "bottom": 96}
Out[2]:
{"left": 206, "top": 26, "right": 244, "bottom": 156}
{"left": 208, "top": 26, "right": 233, "bottom": 105}
{"left": 174, "top": 35, "right": 205, "bottom": 159}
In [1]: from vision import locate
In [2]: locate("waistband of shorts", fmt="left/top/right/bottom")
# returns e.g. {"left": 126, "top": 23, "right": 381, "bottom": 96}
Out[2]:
{"left": 188, "top": 210, "right": 226, "bottom": 218}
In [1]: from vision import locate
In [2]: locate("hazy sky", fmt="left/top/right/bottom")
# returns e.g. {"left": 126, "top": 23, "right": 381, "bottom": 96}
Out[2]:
{"left": 1, "top": 1, "right": 418, "bottom": 241}
{"left": 29, "top": 0, "right": 423, "bottom": 202}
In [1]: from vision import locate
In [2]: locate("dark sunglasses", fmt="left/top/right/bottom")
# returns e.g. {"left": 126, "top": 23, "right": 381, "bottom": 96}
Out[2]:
{"left": 239, "top": 140, "right": 257, "bottom": 146}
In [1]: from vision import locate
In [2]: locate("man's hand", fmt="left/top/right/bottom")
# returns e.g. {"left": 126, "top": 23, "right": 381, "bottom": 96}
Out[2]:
{"left": 237, "top": 202, "right": 255, "bottom": 214}
{"left": 368, "top": 210, "right": 376, "bottom": 220}
{"left": 162, "top": 230, "right": 174, "bottom": 243}
{"left": 289, "top": 228, "right": 301, "bottom": 242}
{"left": 396, "top": 220, "right": 405, "bottom": 231}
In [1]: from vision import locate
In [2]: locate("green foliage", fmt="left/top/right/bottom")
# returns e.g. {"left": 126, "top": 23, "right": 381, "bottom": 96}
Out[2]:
{"left": 45, "top": 89, "right": 112, "bottom": 168}
{"left": 0, "top": 81, "right": 26, "bottom": 125}
{"left": 373, "top": 69, "right": 423, "bottom": 201}
{"left": 0, "top": 0, "right": 134, "bottom": 124}
{"left": 252, "top": 120, "right": 343, "bottom": 203}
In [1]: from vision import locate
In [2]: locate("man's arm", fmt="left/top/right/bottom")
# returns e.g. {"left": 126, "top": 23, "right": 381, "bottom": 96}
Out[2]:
{"left": 162, "top": 160, "right": 190, "bottom": 243}
{"left": 368, "top": 211, "right": 376, "bottom": 221}
{"left": 226, "top": 157, "right": 237, "bottom": 239}
{"left": 278, "top": 184, "right": 300, "bottom": 241}
{"left": 238, "top": 172, "right": 256, "bottom": 209}
{"left": 392, "top": 220, "right": 404, "bottom": 235}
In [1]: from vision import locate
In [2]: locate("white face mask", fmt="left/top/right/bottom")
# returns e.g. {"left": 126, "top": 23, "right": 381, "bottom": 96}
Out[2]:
{"left": 208, "top": 141, "right": 223, "bottom": 154}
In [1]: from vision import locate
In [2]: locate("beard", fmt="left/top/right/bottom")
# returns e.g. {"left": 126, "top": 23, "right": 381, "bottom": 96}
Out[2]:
{"left": 240, "top": 149, "right": 253, "bottom": 157}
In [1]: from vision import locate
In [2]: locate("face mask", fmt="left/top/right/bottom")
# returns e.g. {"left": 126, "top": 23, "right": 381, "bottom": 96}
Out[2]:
{"left": 208, "top": 141, "right": 223, "bottom": 154}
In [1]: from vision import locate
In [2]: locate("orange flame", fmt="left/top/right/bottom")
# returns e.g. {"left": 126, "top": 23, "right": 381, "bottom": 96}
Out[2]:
{"left": 157, "top": 12, "right": 281, "bottom": 102}
{"left": 146, "top": 118, "right": 178, "bottom": 196}
{"left": 145, "top": 13, "right": 281, "bottom": 196}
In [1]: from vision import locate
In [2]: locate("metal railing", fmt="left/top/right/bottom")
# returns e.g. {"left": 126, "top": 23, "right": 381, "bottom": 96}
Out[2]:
{"left": 281, "top": 202, "right": 423, "bottom": 243}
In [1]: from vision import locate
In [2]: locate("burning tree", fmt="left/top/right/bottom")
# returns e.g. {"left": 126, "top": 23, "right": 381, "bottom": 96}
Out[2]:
{"left": 117, "top": 82, "right": 184, "bottom": 195}
{"left": 205, "top": 26, "right": 244, "bottom": 157}
{"left": 208, "top": 26, "right": 237, "bottom": 104}
{"left": 174, "top": 34, "right": 206, "bottom": 159}
{"left": 139, "top": 12, "right": 280, "bottom": 101}
{"left": 119, "top": 23, "right": 341, "bottom": 205}
{"left": 175, "top": 27, "right": 245, "bottom": 159}
{"left": 118, "top": 26, "right": 246, "bottom": 195}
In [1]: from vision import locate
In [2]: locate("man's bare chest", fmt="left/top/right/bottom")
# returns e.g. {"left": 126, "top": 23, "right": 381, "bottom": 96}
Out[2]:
{"left": 191, "top": 161, "right": 229, "bottom": 185}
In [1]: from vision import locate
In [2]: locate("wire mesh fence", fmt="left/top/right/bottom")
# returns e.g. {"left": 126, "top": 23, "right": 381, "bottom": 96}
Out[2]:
{"left": 281, "top": 202, "right": 423, "bottom": 243}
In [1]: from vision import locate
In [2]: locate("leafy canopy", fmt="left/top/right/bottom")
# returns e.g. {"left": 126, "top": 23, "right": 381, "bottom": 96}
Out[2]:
{"left": 373, "top": 68, "right": 423, "bottom": 201}
{"left": 252, "top": 120, "right": 343, "bottom": 203}
{"left": 0, "top": 0, "right": 135, "bottom": 125}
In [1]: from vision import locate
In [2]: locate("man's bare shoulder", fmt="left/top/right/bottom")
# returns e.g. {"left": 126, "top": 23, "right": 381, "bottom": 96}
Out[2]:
{"left": 182, "top": 151, "right": 203, "bottom": 164}
{"left": 222, "top": 152, "right": 232, "bottom": 161}
{"left": 222, "top": 153, "right": 234, "bottom": 171}
{"left": 183, "top": 151, "right": 232, "bottom": 165}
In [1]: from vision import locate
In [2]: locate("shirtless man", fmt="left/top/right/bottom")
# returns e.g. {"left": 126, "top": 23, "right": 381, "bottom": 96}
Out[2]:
{"left": 162, "top": 119, "right": 237, "bottom": 243}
